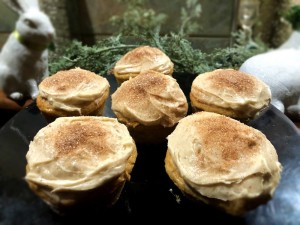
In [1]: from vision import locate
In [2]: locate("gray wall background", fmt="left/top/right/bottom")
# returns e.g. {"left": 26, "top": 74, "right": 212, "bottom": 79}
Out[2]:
{"left": 0, "top": 0, "right": 295, "bottom": 52}
{"left": 0, "top": 0, "right": 239, "bottom": 52}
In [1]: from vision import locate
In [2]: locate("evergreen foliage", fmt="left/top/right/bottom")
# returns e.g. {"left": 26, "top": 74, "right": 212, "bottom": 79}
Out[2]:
{"left": 285, "top": 4, "right": 300, "bottom": 31}
{"left": 49, "top": 31, "right": 267, "bottom": 76}
{"left": 49, "top": 0, "right": 268, "bottom": 76}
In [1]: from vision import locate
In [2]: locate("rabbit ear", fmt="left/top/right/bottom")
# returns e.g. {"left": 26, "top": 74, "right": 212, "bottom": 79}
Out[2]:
{"left": 19, "top": 0, "right": 40, "bottom": 10}
{"left": 2, "top": 0, "right": 39, "bottom": 14}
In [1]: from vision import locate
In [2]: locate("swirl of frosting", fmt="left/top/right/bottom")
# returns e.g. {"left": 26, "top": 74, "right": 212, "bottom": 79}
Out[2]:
{"left": 38, "top": 67, "right": 110, "bottom": 114}
{"left": 111, "top": 70, "right": 188, "bottom": 127}
{"left": 25, "top": 116, "right": 136, "bottom": 191}
{"left": 167, "top": 112, "right": 282, "bottom": 201}
{"left": 113, "top": 46, "right": 174, "bottom": 76}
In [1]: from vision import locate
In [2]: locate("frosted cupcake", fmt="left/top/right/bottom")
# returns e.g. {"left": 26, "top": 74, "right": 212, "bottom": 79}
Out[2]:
{"left": 113, "top": 45, "right": 174, "bottom": 85}
{"left": 190, "top": 69, "right": 271, "bottom": 120}
{"left": 165, "top": 112, "right": 282, "bottom": 216}
{"left": 36, "top": 67, "right": 110, "bottom": 122}
{"left": 111, "top": 70, "right": 188, "bottom": 144}
{"left": 25, "top": 116, "right": 137, "bottom": 214}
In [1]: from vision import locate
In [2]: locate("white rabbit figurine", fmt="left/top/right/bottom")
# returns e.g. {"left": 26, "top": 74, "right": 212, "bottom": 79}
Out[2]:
{"left": 239, "top": 31, "right": 300, "bottom": 121}
{"left": 0, "top": 0, "right": 55, "bottom": 101}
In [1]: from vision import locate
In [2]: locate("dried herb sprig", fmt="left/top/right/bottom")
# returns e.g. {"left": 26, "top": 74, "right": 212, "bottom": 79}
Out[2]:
{"left": 49, "top": 31, "right": 268, "bottom": 76}
{"left": 49, "top": 35, "right": 138, "bottom": 76}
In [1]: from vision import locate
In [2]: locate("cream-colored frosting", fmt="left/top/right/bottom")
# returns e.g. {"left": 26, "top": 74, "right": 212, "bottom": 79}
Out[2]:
{"left": 113, "top": 46, "right": 174, "bottom": 76}
{"left": 25, "top": 116, "right": 136, "bottom": 192}
{"left": 111, "top": 70, "right": 188, "bottom": 127}
{"left": 38, "top": 68, "right": 110, "bottom": 114}
{"left": 167, "top": 112, "right": 282, "bottom": 201}
{"left": 190, "top": 69, "right": 271, "bottom": 117}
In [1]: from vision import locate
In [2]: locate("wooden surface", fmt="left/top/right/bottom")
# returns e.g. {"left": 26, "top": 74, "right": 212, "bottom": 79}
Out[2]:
{"left": 295, "top": 122, "right": 300, "bottom": 129}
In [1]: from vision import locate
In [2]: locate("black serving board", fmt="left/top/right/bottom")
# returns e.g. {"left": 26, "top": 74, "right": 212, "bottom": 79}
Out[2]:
{"left": 0, "top": 74, "right": 300, "bottom": 225}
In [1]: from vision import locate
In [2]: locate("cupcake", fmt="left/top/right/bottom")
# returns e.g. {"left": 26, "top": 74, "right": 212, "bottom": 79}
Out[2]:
{"left": 111, "top": 70, "right": 188, "bottom": 144}
{"left": 25, "top": 116, "right": 137, "bottom": 214}
{"left": 36, "top": 67, "right": 110, "bottom": 122}
{"left": 190, "top": 69, "right": 271, "bottom": 120}
{"left": 165, "top": 112, "right": 282, "bottom": 216}
{"left": 113, "top": 45, "right": 174, "bottom": 85}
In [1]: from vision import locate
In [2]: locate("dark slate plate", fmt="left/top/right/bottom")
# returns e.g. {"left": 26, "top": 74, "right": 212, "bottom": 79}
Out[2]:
{"left": 0, "top": 74, "right": 299, "bottom": 225}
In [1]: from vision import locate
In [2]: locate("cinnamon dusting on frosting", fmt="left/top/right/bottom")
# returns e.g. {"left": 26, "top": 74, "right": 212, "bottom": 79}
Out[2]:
{"left": 122, "top": 46, "right": 163, "bottom": 62}
{"left": 113, "top": 45, "right": 174, "bottom": 77}
{"left": 192, "top": 115, "right": 262, "bottom": 173}
{"left": 54, "top": 121, "right": 110, "bottom": 158}
{"left": 41, "top": 68, "right": 106, "bottom": 92}
{"left": 114, "top": 71, "right": 167, "bottom": 107}
{"left": 112, "top": 70, "right": 188, "bottom": 127}
{"left": 207, "top": 69, "right": 256, "bottom": 95}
